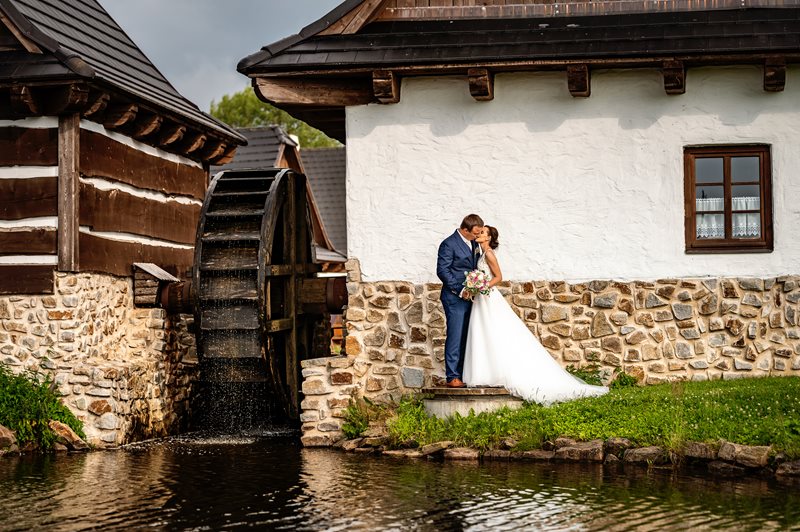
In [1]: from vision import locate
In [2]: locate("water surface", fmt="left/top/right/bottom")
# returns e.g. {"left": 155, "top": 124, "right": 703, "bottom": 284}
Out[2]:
{"left": 1, "top": 432, "right": 798, "bottom": 531}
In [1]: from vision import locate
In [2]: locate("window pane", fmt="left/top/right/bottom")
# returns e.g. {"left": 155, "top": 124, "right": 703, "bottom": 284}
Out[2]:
{"left": 697, "top": 214, "right": 724, "bottom": 239}
{"left": 733, "top": 213, "right": 761, "bottom": 238}
{"left": 696, "top": 158, "right": 723, "bottom": 183}
{"left": 732, "top": 156, "right": 760, "bottom": 183}
{"left": 695, "top": 185, "right": 724, "bottom": 212}
{"left": 732, "top": 185, "right": 760, "bottom": 211}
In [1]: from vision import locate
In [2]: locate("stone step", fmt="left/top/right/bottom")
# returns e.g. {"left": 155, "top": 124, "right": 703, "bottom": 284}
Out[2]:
{"left": 421, "top": 386, "right": 523, "bottom": 418}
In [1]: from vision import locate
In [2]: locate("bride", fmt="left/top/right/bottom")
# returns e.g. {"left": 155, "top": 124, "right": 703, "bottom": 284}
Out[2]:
{"left": 463, "top": 226, "right": 609, "bottom": 405}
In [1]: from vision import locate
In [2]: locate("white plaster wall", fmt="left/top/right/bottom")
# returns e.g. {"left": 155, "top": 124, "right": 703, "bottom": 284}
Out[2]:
{"left": 346, "top": 66, "right": 800, "bottom": 283}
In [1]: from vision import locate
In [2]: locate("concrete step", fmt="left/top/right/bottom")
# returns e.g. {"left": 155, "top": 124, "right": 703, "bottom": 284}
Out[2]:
{"left": 421, "top": 386, "right": 523, "bottom": 418}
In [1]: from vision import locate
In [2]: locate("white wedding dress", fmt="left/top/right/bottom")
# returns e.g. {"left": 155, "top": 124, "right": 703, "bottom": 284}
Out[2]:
{"left": 463, "top": 252, "right": 609, "bottom": 405}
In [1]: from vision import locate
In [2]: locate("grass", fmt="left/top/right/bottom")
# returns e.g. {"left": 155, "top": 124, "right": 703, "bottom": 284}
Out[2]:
{"left": 343, "top": 376, "right": 800, "bottom": 458}
{"left": 0, "top": 362, "right": 85, "bottom": 449}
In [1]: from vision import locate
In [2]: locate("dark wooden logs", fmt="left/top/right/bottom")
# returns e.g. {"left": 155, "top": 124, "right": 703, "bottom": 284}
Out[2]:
{"left": 662, "top": 60, "right": 686, "bottom": 95}
{"left": 255, "top": 76, "right": 374, "bottom": 107}
{"left": 0, "top": 266, "right": 54, "bottom": 295}
{"left": 158, "top": 123, "right": 186, "bottom": 146}
{"left": 764, "top": 57, "right": 786, "bottom": 92}
{"left": 373, "top": 70, "right": 400, "bottom": 104}
{"left": 567, "top": 65, "right": 591, "bottom": 97}
{"left": 82, "top": 91, "right": 110, "bottom": 118}
{"left": 0, "top": 229, "right": 57, "bottom": 254}
{"left": 468, "top": 68, "right": 494, "bottom": 101}
{"left": 0, "top": 177, "right": 57, "bottom": 219}
{"left": 79, "top": 232, "right": 192, "bottom": 277}
{"left": 45, "top": 83, "right": 89, "bottom": 115}
{"left": 130, "top": 114, "right": 163, "bottom": 139}
{"left": 58, "top": 113, "right": 80, "bottom": 272}
{"left": 0, "top": 126, "right": 58, "bottom": 166}
{"left": 10, "top": 85, "right": 40, "bottom": 115}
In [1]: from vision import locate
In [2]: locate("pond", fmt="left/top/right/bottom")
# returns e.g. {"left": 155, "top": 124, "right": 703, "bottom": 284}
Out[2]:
{"left": 1, "top": 431, "right": 799, "bottom": 531}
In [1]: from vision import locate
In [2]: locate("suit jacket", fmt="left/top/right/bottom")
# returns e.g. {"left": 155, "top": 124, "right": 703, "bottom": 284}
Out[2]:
{"left": 437, "top": 230, "right": 478, "bottom": 298}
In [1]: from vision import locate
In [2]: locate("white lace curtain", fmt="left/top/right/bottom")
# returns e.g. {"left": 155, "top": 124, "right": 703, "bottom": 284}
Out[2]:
{"left": 696, "top": 197, "right": 760, "bottom": 239}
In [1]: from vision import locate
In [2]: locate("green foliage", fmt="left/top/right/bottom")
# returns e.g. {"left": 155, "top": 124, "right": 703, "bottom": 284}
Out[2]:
{"left": 209, "top": 88, "right": 340, "bottom": 148}
{"left": 566, "top": 363, "right": 604, "bottom": 386}
{"left": 342, "top": 397, "right": 388, "bottom": 439}
{"left": 609, "top": 369, "right": 639, "bottom": 389}
{"left": 384, "top": 377, "right": 800, "bottom": 458}
{"left": 0, "top": 363, "right": 85, "bottom": 449}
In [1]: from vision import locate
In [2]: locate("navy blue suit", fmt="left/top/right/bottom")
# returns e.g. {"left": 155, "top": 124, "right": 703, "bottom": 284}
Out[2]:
{"left": 436, "top": 230, "right": 479, "bottom": 382}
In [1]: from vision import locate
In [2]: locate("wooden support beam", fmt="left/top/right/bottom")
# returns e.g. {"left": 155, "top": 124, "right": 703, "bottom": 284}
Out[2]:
{"left": 131, "top": 114, "right": 163, "bottom": 139}
{"left": 45, "top": 83, "right": 89, "bottom": 115}
{"left": 764, "top": 57, "right": 786, "bottom": 92}
{"left": 213, "top": 145, "right": 237, "bottom": 166}
{"left": 662, "top": 60, "right": 686, "bottom": 95}
{"left": 103, "top": 103, "right": 137, "bottom": 129}
{"left": 82, "top": 91, "right": 109, "bottom": 118}
{"left": 372, "top": 70, "right": 400, "bottom": 104}
{"left": 566, "top": 65, "right": 591, "bottom": 97}
{"left": 179, "top": 132, "right": 207, "bottom": 155}
{"left": 202, "top": 141, "right": 227, "bottom": 163}
{"left": 255, "top": 76, "right": 374, "bottom": 107}
{"left": 468, "top": 68, "right": 494, "bottom": 101}
{"left": 157, "top": 123, "right": 185, "bottom": 146}
{"left": 10, "top": 85, "right": 40, "bottom": 115}
{"left": 58, "top": 114, "right": 80, "bottom": 272}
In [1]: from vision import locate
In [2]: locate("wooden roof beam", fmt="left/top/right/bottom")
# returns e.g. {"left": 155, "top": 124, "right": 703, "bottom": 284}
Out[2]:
{"left": 254, "top": 76, "right": 374, "bottom": 107}
{"left": 81, "top": 91, "right": 109, "bottom": 118}
{"left": 45, "top": 83, "right": 89, "bottom": 114}
{"left": 10, "top": 84, "right": 40, "bottom": 115}
{"left": 468, "top": 68, "right": 494, "bottom": 101}
{"left": 567, "top": 65, "right": 590, "bottom": 97}
{"left": 158, "top": 122, "right": 186, "bottom": 147}
{"left": 318, "top": 0, "right": 389, "bottom": 36}
{"left": 130, "top": 113, "right": 163, "bottom": 139}
{"left": 764, "top": 57, "right": 786, "bottom": 92}
{"left": 103, "top": 103, "right": 137, "bottom": 129}
{"left": 372, "top": 70, "right": 399, "bottom": 104}
{"left": 662, "top": 60, "right": 685, "bottom": 95}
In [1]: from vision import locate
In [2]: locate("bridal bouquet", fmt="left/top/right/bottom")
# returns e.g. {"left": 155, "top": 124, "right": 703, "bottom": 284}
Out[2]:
{"left": 463, "top": 269, "right": 491, "bottom": 296}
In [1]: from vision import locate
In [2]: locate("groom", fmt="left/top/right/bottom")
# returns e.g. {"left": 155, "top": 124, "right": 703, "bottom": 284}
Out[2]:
{"left": 436, "top": 214, "right": 484, "bottom": 388}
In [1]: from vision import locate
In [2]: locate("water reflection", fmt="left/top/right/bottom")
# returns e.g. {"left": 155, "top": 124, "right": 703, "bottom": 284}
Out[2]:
{"left": 1, "top": 433, "right": 799, "bottom": 531}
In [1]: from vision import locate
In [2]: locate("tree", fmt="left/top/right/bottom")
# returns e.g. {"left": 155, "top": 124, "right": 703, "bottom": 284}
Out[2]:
{"left": 210, "top": 88, "right": 340, "bottom": 148}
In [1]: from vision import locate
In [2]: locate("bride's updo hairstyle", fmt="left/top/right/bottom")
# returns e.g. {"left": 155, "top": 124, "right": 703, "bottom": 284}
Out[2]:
{"left": 486, "top": 225, "right": 500, "bottom": 250}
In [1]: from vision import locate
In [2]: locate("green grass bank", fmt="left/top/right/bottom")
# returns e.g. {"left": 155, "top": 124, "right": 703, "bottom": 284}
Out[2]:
{"left": 0, "top": 363, "right": 85, "bottom": 450}
{"left": 344, "top": 376, "right": 800, "bottom": 459}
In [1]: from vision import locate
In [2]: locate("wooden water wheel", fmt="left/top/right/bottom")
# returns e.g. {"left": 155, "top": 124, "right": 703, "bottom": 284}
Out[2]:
{"left": 192, "top": 168, "right": 344, "bottom": 419}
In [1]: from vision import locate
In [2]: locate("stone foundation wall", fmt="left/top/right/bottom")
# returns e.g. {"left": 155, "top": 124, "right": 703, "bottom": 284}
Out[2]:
{"left": 299, "top": 259, "right": 800, "bottom": 446}
{"left": 0, "top": 272, "right": 198, "bottom": 447}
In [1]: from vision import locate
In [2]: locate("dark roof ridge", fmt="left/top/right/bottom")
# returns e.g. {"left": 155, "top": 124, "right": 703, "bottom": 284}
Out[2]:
{"left": 238, "top": 0, "right": 364, "bottom": 72}
{"left": 0, "top": 0, "right": 95, "bottom": 77}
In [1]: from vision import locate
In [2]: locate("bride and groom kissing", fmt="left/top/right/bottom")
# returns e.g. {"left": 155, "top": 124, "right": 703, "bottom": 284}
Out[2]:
{"left": 436, "top": 214, "right": 608, "bottom": 404}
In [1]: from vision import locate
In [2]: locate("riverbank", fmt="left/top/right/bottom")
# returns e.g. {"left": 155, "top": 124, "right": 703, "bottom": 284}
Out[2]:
{"left": 335, "top": 376, "right": 800, "bottom": 478}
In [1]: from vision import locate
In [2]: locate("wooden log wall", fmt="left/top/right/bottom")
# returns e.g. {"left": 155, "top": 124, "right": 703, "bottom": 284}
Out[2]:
{"left": 0, "top": 117, "right": 206, "bottom": 293}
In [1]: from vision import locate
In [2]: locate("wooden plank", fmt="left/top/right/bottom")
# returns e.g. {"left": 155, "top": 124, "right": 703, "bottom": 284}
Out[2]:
{"left": 199, "top": 275, "right": 258, "bottom": 300}
{"left": 468, "top": 68, "right": 494, "bottom": 101}
{"left": 567, "top": 64, "right": 591, "bottom": 97}
{"left": 0, "top": 176, "right": 57, "bottom": 220}
{"left": 372, "top": 70, "right": 400, "bottom": 103}
{"left": 265, "top": 318, "right": 293, "bottom": 333}
{"left": 44, "top": 83, "right": 89, "bottom": 115}
{"left": 318, "top": 0, "right": 388, "bottom": 35}
{"left": 200, "top": 246, "right": 258, "bottom": 271}
{"left": 0, "top": 229, "right": 57, "bottom": 254}
{"left": 764, "top": 57, "right": 786, "bottom": 92}
{"left": 201, "top": 330, "right": 261, "bottom": 358}
{"left": 130, "top": 114, "right": 163, "bottom": 139}
{"left": 82, "top": 91, "right": 109, "bottom": 118}
{"left": 0, "top": 265, "right": 54, "bottom": 294}
{"left": 0, "top": 127, "right": 58, "bottom": 166}
{"left": 201, "top": 305, "right": 259, "bottom": 330}
{"left": 58, "top": 113, "right": 80, "bottom": 272}
{"left": 103, "top": 103, "right": 138, "bottom": 129}
{"left": 285, "top": 173, "right": 299, "bottom": 417}
{"left": 10, "top": 85, "right": 40, "bottom": 115}
{"left": 79, "top": 182, "right": 201, "bottom": 245}
{"left": 78, "top": 232, "right": 192, "bottom": 277}
{"left": 158, "top": 123, "right": 185, "bottom": 146}
{"left": 80, "top": 129, "right": 207, "bottom": 200}
{"left": 255, "top": 77, "right": 374, "bottom": 107}
{"left": 662, "top": 60, "right": 685, "bottom": 95}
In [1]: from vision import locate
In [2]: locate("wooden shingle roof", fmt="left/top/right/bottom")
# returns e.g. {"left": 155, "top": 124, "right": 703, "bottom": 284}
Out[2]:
{"left": 302, "top": 147, "right": 347, "bottom": 254}
{"left": 0, "top": 0, "right": 245, "bottom": 159}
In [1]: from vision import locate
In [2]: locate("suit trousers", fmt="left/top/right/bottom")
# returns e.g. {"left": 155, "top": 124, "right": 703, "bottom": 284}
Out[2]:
{"left": 441, "top": 291, "right": 472, "bottom": 381}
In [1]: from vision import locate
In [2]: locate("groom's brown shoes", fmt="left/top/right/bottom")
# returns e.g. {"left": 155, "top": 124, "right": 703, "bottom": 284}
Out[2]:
{"left": 446, "top": 378, "right": 466, "bottom": 388}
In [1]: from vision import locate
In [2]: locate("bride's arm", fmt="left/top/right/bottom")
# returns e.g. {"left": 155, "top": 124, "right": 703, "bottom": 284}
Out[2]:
{"left": 485, "top": 250, "right": 503, "bottom": 288}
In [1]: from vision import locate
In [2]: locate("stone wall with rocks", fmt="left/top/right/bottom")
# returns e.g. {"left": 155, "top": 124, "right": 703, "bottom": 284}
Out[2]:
{"left": 299, "top": 259, "right": 800, "bottom": 446}
{"left": 0, "top": 272, "right": 198, "bottom": 447}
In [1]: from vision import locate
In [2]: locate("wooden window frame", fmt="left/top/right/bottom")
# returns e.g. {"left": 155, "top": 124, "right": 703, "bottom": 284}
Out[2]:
{"left": 684, "top": 144, "right": 773, "bottom": 254}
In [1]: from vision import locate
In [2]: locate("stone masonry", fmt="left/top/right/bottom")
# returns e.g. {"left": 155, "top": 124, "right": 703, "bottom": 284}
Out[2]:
{"left": 299, "top": 258, "right": 800, "bottom": 446}
{"left": 0, "top": 272, "right": 198, "bottom": 447}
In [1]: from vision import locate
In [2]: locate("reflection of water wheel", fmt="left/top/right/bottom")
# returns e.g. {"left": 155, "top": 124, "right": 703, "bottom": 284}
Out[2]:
{"left": 192, "top": 168, "right": 344, "bottom": 419}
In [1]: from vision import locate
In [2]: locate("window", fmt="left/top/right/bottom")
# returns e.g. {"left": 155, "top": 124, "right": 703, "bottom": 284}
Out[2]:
{"left": 684, "top": 145, "right": 773, "bottom": 253}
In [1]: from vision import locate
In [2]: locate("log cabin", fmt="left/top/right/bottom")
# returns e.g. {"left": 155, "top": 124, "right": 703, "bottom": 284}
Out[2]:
{"left": 0, "top": 0, "right": 244, "bottom": 445}
{"left": 239, "top": 0, "right": 800, "bottom": 444}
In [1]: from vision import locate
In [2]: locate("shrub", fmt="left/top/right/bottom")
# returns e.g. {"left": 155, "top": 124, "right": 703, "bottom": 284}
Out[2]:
{"left": 341, "top": 397, "right": 388, "bottom": 439}
{"left": 0, "top": 362, "right": 85, "bottom": 449}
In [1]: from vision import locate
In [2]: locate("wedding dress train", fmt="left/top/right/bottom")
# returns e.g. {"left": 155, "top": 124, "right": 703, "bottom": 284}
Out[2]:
{"left": 463, "top": 253, "right": 608, "bottom": 405}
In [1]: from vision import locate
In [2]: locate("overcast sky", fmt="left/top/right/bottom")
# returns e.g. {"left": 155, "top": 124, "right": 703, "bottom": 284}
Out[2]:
{"left": 98, "top": 0, "right": 342, "bottom": 111}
